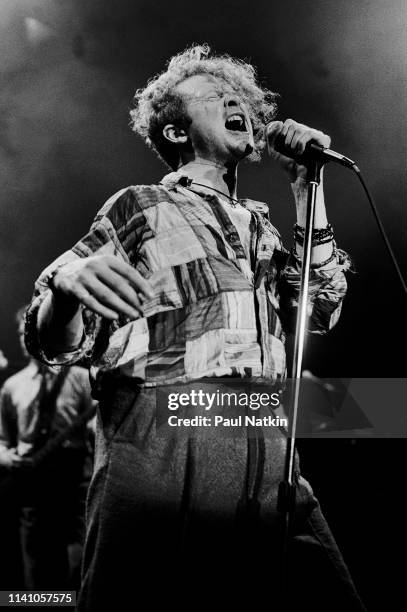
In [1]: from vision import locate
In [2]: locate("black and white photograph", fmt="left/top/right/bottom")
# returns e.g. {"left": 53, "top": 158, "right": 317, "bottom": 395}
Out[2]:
{"left": 0, "top": 1, "right": 406, "bottom": 610}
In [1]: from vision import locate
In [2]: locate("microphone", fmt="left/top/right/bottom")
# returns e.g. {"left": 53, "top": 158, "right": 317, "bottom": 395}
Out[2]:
{"left": 268, "top": 132, "right": 356, "bottom": 169}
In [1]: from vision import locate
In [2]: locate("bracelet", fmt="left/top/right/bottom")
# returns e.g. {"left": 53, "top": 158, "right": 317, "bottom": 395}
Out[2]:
{"left": 294, "top": 234, "right": 334, "bottom": 247}
{"left": 294, "top": 223, "right": 334, "bottom": 247}
{"left": 294, "top": 222, "right": 333, "bottom": 236}
{"left": 294, "top": 223, "right": 334, "bottom": 244}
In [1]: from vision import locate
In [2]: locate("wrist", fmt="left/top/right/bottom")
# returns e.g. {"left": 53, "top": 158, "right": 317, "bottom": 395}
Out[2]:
{"left": 38, "top": 289, "right": 84, "bottom": 352}
{"left": 293, "top": 223, "right": 334, "bottom": 247}
{"left": 47, "top": 266, "right": 81, "bottom": 317}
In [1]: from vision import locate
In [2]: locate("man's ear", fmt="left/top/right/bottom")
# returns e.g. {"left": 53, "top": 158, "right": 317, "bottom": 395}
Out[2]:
{"left": 163, "top": 124, "right": 188, "bottom": 144}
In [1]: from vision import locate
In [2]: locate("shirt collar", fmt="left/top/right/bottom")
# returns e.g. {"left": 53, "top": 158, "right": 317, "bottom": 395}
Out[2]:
{"left": 160, "top": 171, "right": 193, "bottom": 190}
{"left": 159, "top": 171, "right": 270, "bottom": 217}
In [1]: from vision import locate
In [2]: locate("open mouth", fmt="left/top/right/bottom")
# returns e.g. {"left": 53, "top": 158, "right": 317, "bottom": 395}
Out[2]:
{"left": 225, "top": 113, "right": 248, "bottom": 132}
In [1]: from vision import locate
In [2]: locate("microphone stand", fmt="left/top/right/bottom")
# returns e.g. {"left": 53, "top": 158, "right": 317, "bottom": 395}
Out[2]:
{"left": 277, "top": 158, "right": 323, "bottom": 588}
{"left": 272, "top": 137, "right": 406, "bottom": 602}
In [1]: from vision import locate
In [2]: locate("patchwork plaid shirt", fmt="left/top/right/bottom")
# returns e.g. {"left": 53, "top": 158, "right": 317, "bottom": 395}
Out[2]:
{"left": 25, "top": 171, "right": 350, "bottom": 387}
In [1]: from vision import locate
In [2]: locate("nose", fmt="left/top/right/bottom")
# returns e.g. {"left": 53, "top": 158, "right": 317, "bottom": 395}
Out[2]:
{"left": 224, "top": 93, "right": 241, "bottom": 108}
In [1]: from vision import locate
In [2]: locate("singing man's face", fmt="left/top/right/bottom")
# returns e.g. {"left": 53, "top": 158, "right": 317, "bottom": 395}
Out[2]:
{"left": 175, "top": 74, "right": 255, "bottom": 165}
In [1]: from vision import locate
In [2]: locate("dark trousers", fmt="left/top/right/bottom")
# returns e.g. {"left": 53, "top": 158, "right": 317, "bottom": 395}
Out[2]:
{"left": 18, "top": 449, "right": 87, "bottom": 591}
{"left": 79, "top": 383, "right": 366, "bottom": 611}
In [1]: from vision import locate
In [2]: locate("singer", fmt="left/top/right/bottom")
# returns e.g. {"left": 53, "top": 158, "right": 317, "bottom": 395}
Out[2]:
{"left": 24, "top": 45, "right": 364, "bottom": 610}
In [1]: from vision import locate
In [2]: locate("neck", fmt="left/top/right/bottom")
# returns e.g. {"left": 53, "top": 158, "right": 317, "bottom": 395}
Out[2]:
{"left": 178, "top": 158, "right": 238, "bottom": 200}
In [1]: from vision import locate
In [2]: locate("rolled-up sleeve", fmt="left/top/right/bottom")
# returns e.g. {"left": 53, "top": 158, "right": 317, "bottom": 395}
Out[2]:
{"left": 24, "top": 251, "right": 105, "bottom": 367}
{"left": 278, "top": 247, "right": 352, "bottom": 334}
{"left": 25, "top": 187, "right": 146, "bottom": 367}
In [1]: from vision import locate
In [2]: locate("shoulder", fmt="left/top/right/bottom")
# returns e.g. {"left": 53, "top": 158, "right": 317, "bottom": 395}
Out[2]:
{"left": 94, "top": 184, "right": 169, "bottom": 222}
{"left": 1, "top": 365, "right": 32, "bottom": 398}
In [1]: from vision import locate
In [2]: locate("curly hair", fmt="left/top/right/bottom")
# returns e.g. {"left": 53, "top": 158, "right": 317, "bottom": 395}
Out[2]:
{"left": 130, "top": 44, "right": 278, "bottom": 169}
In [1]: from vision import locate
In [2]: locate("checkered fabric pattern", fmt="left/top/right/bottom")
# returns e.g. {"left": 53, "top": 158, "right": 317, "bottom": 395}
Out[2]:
{"left": 25, "top": 172, "right": 349, "bottom": 387}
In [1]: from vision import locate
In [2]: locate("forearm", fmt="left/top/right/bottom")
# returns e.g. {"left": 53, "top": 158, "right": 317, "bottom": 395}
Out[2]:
{"left": 37, "top": 290, "right": 84, "bottom": 355}
{"left": 291, "top": 174, "right": 336, "bottom": 268}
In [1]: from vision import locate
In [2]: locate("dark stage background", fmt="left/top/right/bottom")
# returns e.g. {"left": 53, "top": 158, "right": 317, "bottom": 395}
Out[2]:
{"left": 0, "top": 1, "right": 406, "bottom": 608}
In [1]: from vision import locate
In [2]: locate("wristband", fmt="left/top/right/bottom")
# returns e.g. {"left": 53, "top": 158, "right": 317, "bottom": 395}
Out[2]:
{"left": 294, "top": 223, "right": 334, "bottom": 247}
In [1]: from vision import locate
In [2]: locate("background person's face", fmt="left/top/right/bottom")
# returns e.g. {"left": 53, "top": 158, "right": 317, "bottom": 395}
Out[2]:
{"left": 17, "top": 318, "right": 29, "bottom": 359}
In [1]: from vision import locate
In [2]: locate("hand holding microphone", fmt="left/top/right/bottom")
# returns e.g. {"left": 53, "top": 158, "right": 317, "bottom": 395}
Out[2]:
{"left": 266, "top": 119, "right": 355, "bottom": 181}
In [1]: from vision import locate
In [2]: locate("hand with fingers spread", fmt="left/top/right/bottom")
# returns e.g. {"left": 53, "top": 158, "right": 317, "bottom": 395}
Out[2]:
{"left": 266, "top": 119, "right": 331, "bottom": 182}
{"left": 51, "top": 255, "right": 154, "bottom": 321}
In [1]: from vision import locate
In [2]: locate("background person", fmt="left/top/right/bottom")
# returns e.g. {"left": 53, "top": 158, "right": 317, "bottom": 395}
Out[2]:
{"left": 0, "top": 306, "right": 96, "bottom": 590}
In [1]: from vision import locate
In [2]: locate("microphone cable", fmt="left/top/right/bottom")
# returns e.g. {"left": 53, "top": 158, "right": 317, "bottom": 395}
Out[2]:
{"left": 351, "top": 164, "right": 407, "bottom": 296}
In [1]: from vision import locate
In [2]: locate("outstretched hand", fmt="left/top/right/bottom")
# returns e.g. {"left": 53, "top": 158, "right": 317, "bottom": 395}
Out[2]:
{"left": 51, "top": 255, "right": 154, "bottom": 321}
{"left": 266, "top": 119, "right": 331, "bottom": 182}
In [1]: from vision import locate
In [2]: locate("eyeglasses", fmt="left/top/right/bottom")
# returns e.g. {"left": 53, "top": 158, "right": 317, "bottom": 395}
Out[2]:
{"left": 183, "top": 89, "right": 242, "bottom": 105}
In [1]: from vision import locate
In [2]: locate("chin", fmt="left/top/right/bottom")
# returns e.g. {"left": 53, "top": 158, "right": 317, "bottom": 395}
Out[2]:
{"left": 232, "top": 140, "right": 257, "bottom": 163}
{"left": 219, "top": 133, "right": 256, "bottom": 164}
